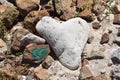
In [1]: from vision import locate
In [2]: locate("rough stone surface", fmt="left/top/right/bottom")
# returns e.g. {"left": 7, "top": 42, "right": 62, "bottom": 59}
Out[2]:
{"left": 111, "top": 65, "right": 120, "bottom": 80}
{"left": 23, "top": 44, "right": 50, "bottom": 63}
{"left": 0, "top": 5, "right": 19, "bottom": 28}
{"left": 16, "top": 0, "right": 39, "bottom": 16}
{"left": 113, "top": 5, "right": 120, "bottom": 13}
{"left": 24, "top": 10, "right": 49, "bottom": 33}
{"left": 92, "top": 74, "right": 111, "bottom": 80}
{"left": 111, "top": 48, "right": 120, "bottom": 64}
{"left": 36, "top": 16, "right": 90, "bottom": 70}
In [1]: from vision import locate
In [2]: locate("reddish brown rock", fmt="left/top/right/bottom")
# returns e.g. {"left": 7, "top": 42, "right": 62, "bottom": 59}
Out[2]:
{"left": 23, "top": 43, "right": 50, "bottom": 63}
{"left": 24, "top": 10, "right": 49, "bottom": 33}
{"left": 117, "top": 27, "right": 120, "bottom": 36}
{"left": 0, "top": 5, "right": 19, "bottom": 28}
{"left": 113, "top": 5, "right": 120, "bottom": 14}
{"left": 16, "top": 0, "right": 39, "bottom": 16}
{"left": 100, "top": 33, "right": 109, "bottom": 44}
{"left": 93, "top": 0, "right": 106, "bottom": 15}
{"left": 113, "top": 14, "right": 120, "bottom": 24}
{"left": 34, "top": 67, "right": 51, "bottom": 80}
{"left": 80, "top": 66, "right": 93, "bottom": 80}
{"left": 15, "top": 65, "right": 28, "bottom": 75}
{"left": 92, "top": 22, "right": 101, "bottom": 29}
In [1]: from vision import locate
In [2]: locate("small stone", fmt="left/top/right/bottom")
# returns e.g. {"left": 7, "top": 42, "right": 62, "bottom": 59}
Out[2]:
{"left": 0, "top": 5, "right": 19, "bottom": 28}
{"left": 15, "top": 65, "right": 28, "bottom": 75}
{"left": 34, "top": 67, "right": 51, "bottom": 80}
{"left": 113, "top": 5, "right": 120, "bottom": 14}
{"left": 111, "top": 48, "right": 120, "bottom": 64}
{"left": 80, "top": 66, "right": 93, "bottom": 80}
{"left": 93, "top": 0, "right": 106, "bottom": 15}
{"left": 16, "top": 0, "right": 40, "bottom": 17}
{"left": 92, "top": 22, "right": 101, "bottom": 29}
{"left": 113, "top": 14, "right": 120, "bottom": 25}
{"left": 23, "top": 44, "right": 50, "bottom": 63}
{"left": 42, "top": 55, "right": 54, "bottom": 69}
{"left": 93, "top": 74, "right": 111, "bottom": 80}
{"left": 117, "top": 27, "right": 120, "bottom": 36}
{"left": 24, "top": 10, "right": 49, "bottom": 33}
{"left": 82, "top": 59, "right": 89, "bottom": 67}
{"left": 100, "top": 33, "right": 109, "bottom": 44}
{"left": 111, "top": 65, "right": 120, "bottom": 80}
{"left": 0, "top": 39, "right": 7, "bottom": 54}
{"left": 36, "top": 16, "right": 90, "bottom": 70}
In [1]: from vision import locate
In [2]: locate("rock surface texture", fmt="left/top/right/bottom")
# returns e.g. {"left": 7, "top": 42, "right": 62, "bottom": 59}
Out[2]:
{"left": 36, "top": 16, "right": 90, "bottom": 69}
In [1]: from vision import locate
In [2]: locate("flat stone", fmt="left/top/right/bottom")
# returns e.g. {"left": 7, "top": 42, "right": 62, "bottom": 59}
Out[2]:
{"left": 113, "top": 14, "right": 120, "bottom": 25}
{"left": 0, "top": 39, "right": 7, "bottom": 54}
{"left": 36, "top": 16, "right": 90, "bottom": 70}
{"left": 92, "top": 22, "right": 101, "bottom": 29}
{"left": 92, "top": 74, "right": 111, "bottom": 80}
{"left": 113, "top": 5, "right": 120, "bottom": 14}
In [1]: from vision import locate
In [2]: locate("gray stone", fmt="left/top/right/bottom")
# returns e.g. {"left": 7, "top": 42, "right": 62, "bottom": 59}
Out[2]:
{"left": 36, "top": 16, "right": 90, "bottom": 70}
{"left": 111, "top": 65, "right": 120, "bottom": 80}
{"left": 111, "top": 49, "right": 120, "bottom": 64}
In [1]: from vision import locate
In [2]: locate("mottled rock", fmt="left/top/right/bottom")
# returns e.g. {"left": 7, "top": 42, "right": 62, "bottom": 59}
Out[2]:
{"left": 42, "top": 55, "right": 54, "bottom": 69}
{"left": 113, "top": 5, "right": 120, "bottom": 13}
{"left": 36, "top": 16, "right": 90, "bottom": 70}
{"left": 16, "top": 0, "right": 39, "bottom": 16}
{"left": 0, "top": 0, "right": 14, "bottom": 6}
{"left": 113, "top": 14, "right": 120, "bottom": 24}
{"left": 15, "top": 65, "right": 28, "bottom": 75}
{"left": 11, "top": 26, "right": 45, "bottom": 52}
{"left": 117, "top": 27, "right": 120, "bottom": 36}
{"left": 111, "top": 48, "right": 120, "bottom": 64}
{"left": 82, "top": 59, "right": 89, "bottom": 67}
{"left": 0, "top": 39, "right": 7, "bottom": 54}
{"left": 34, "top": 67, "right": 51, "bottom": 80}
{"left": 93, "top": 0, "right": 106, "bottom": 15}
{"left": 111, "top": 65, "right": 120, "bottom": 80}
{"left": 80, "top": 66, "right": 93, "bottom": 80}
{"left": 0, "top": 5, "right": 19, "bottom": 28}
{"left": 92, "top": 22, "right": 101, "bottom": 29}
{"left": 24, "top": 10, "right": 49, "bottom": 33}
{"left": 23, "top": 44, "right": 50, "bottom": 63}
{"left": 100, "top": 33, "right": 109, "bottom": 44}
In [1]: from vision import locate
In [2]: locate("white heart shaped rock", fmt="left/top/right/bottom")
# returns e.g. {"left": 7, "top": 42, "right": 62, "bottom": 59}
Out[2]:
{"left": 36, "top": 16, "right": 90, "bottom": 70}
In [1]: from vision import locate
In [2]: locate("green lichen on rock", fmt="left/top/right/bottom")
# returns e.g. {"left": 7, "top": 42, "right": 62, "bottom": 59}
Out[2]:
{"left": 31, "top": 46, "right": 48, "bottom": 61}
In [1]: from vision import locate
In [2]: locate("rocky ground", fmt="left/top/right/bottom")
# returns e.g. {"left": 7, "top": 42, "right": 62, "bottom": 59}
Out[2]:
{"left": 0, "top": 0, "right": 120, "bottom": 80}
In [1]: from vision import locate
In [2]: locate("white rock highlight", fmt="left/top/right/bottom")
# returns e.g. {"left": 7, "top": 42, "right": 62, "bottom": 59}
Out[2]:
{"left": 36, "top": 16, "right": 90, "bottom": 69}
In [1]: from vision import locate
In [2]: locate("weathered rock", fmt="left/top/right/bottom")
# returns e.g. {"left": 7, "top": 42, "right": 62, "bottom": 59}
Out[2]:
{"left": 0, "top": 39, "right": 7, "bottom": 54}
{"left": 11, "top": 26, "right": 45, "bottom": 52}
{"left": 92, "top": 74, "right": 111, "bottom": 80}
{"left": 24, "top": 10, "right": 49, "bottom": 33}
{"left": 42, "top": 55, "right": 54, "bottom": 69}
{"left": 100, "top": 33, "right": 109, "bottom": 44}
{"left": 113, "top": 14, "right": 120, "bottom": 24}
{"left": 113, "top": 5, "right": 120, "bottom": 13}
{"left": 55, "top": 0, "right": 76, "bottom": 20}
{"left": 93, "top": 0, "right": 106, "bottom": 15}
{"left": 16, "top": 0, "right": 39, "bottom": 16}
{"left": 92, "top": 22, "right": 101, "bottom": 29}
{"left": 79, "top": 66, "right": 94, "bottom": 80}
{"left": 117, "top": 27, "right": 120, "bottom": 36}
{"left": 111, "top": 65, "right": 120, "bottom": 80}
{"left": 15, "top": 65, "right": 28, "bottom": 75}
{"left": 23, "top": 44, "right": 50, "bottom": 63}
{"left": 36, "top": 16, "right": 90, "bottom": 70}
{"left": 82, "top": 59, "right": 89, "bottom": 67}
{"left": 0, "top": 0, "right": 15, "bottom": 6}
{"left": 34, "top": 67, "right": 51, "bottom": 80}
{"left": 111, "top": 48, "right": 120, "bottom": 64}
{"left": 0, "top": 5, "right": 19, "bottom": 28}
